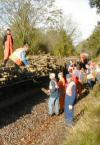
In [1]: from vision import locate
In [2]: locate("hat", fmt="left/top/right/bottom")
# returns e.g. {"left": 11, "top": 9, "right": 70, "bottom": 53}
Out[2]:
{"left": 66, "top": 74, "right": 72, "bottom": 79}
{"left": 58, "top": 72, "right": 63, "bottom": 77}
{"left": 49, "top": 73, "right": 55, "bottom": 79}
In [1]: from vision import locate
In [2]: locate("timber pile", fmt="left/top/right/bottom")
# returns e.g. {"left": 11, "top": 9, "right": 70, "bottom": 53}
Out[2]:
{"left": 0, "top": 54, "right": 60, "bottom": 87}
{"left": 29, "top": 54, "right": 59, "bottom": 75}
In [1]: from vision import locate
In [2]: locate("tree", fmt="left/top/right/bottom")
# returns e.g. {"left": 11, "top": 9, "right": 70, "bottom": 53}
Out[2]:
{"left": 62, "top": 16, "right": 82, "bottom": 45}
{"left": 87, "top": 26, "right": 100, "bottom": 57}
{"left": 76, "top": 25, "right": 100, "bottom": 58}
{"left": 0, "top": 0, "right": 78, "bottom": 56}
{"left": 0, "top": 0, "right": 62, "bottom": 52}
{"left": 0, "top": 0, "right": 62, "bottom": 29}
{"left": 46, "top": 29, "right": 74, "bottom": 56}
{"left": 89, "top": 0, "right": 100, "bottom": 13}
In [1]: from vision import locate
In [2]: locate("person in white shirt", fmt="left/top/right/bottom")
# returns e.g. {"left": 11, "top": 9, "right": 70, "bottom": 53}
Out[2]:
{"left": 65, "top": 74, "right": 77, "bottom": 127}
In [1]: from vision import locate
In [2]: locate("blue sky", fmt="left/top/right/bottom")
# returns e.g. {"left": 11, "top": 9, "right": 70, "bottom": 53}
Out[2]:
{"left": 55, "top": 0, "right": 99, "bottom": 41}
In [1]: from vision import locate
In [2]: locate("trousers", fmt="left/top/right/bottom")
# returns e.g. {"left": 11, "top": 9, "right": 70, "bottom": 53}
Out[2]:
{"left": 48, "top": 96, "right": 59, "bottom": 115}
{"left": 65, "top": 95, "right": 75, "bottom": 124}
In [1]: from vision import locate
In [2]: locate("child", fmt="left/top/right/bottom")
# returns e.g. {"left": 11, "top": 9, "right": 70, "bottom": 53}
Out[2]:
{"left": 48, "top": 73, "right": 59, "bottom": 116}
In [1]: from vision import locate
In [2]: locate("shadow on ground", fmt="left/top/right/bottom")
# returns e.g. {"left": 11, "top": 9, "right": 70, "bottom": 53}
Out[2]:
{"left": 0, "top": 81, "right": 49, "bottom": 129}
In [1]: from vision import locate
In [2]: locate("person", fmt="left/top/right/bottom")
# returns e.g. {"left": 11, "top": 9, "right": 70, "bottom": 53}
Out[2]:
{"left": 95, "top": 63, "right": 100, "bottom": 82}
{"left": 68, "top": 60, "right": 74, "bottom": 74}
{"left": 3, "top": 28, "right": 13, "bottom": 66}
{"left": 58, "top": 72, "right": 66, "bottom": 113}
{"left": 72, "top": 64, "right": 83, "bottom": 98}
{"left": 48, "top": 73, "right": 59, "bottom": 116}
{"left": 86, "top": 64, "right": 95, "bottom": 89}
{"left": 9, "top": 43, "right": 29, "bottom": 70}
{"left": 65, "top": 74, "right": 77, "bottom": 127}
{"left": 80, "top": 52, "right": 89, "bottom": 70}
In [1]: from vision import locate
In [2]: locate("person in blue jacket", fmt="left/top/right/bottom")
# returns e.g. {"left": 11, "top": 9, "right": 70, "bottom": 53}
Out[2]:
{"left": 9, "top": 43, "right": 29, "bottom": 69}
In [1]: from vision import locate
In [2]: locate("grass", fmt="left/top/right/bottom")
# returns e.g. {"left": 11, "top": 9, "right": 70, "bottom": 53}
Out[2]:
{"left": 93, "top": 56, "right": 100, "bottom": 63}
{"left": 63, "top": 83, "right": 100, "bottom": 145}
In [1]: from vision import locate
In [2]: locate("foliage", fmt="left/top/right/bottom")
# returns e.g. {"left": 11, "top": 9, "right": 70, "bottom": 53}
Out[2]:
{"left": 86, "top": 26, "right": 100, "bottom": 57}
{"left": 46, "top": 29, "right": 74, "bottom": 56}
{"left": 0, "top": 0, "right": 63, "bottom": 29}
{"left": 62, "top": 16, "right": 82, "bottom": 45}
{"left": 89, "top": 0, "right": 100, "bottom": 13}
{"left": 0, "top": 36, "right": 3, "bottom": 60}
{"left": 0, "top": 0, "right": 62, "bottom": 43}
{"left": 76, "top": 25, "right": 100, "bottom": 58}
{"left": 0, "top": 0, "right": 78, "bottom": 57}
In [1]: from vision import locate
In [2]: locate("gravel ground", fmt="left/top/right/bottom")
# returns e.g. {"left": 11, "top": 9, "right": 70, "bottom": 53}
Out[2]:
{"left": 0, "top": 87, "right": 87, "bottom": 145}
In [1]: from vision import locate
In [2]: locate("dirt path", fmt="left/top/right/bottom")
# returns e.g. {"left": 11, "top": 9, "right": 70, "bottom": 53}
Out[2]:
{"left": 0, "top": 89, "right": 87, "bottom": 145}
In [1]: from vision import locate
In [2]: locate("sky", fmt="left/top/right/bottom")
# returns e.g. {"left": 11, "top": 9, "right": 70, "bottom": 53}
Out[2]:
{"left": 55, "top": 0, "right": 99, "bottom": 42}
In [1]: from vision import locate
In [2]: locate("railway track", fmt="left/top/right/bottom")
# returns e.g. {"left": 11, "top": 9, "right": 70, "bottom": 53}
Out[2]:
{"left": 0, "top": 73, "right": 49, "bottom": 109}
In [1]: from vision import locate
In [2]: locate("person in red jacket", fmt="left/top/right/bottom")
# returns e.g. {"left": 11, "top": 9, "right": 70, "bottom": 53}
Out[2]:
{"left": 58, "top": 72, "right": 66, "bottom": 113}
{"left": 3, "top": 28, "right": 13, "bottom": 66}
{"left": 72, "top": 64, "right": 83, "bottom": 99}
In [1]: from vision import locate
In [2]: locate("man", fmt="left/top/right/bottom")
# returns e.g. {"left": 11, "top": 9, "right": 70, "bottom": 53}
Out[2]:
{"left": 65, "top": 74, "right": 77, "bottom": 127}
{"left": 48, "top": 73, "right": 59, "bottom": 116}
{"left": 9, "top": 43, "right": 29, "bottom": 69}
{"left": 3, "top": 28, "right": 13, "bottom": 66}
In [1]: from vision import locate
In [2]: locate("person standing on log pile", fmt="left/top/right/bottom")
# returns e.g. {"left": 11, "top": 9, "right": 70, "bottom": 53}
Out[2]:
{"left": 9, "top": 43, "right": 29, "bottom": 70}
{"left": 48, "top": 73, "right": 59, "bottom": 116}
{"left": 58, "top": 72, "right": 66, "bottom": 113}
{"left": 2, "top": 28, "right": 13, "bottom": 66}
{"left": 65, "top": 74, "right": 77, "bottom": 127}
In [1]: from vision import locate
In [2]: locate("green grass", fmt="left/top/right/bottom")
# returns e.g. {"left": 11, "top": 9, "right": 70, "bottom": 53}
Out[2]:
{"left": 63, "top": 83, "right": 100, "bottom": 145}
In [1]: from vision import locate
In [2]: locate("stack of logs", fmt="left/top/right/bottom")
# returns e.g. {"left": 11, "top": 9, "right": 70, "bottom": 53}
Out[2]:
{"left": 29, "top": 54, "right": 60, "bottom": 75}
{"left": 0, "top": 54, "right": 61, "bottom": 87}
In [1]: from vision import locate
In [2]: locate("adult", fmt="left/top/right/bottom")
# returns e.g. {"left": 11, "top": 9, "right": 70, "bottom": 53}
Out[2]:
{"left": 65, "top": 74, "right": 77, "bottom": 127}
{"left": 95, "top": 64, "right": 100, "bottom": 82}
{"left": 72, "top": 64, "right": 83, "bottom": 97}
{"left": 58, "top": 72, "right": 66, "bottom": 113}
{"left": 3, "top": 28, "right": 13, "bottom": 66}
{"left": 86, "top": 64, "right": 95, "bottom": 89}
{"left": 80, "top": 52, "right": 89, "bottom": 70}
{"left": 48, "top": 73, "right": 59, "bottom": 116}
{"left": 9, "top": 43, "right": 29, "bottom": 69}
